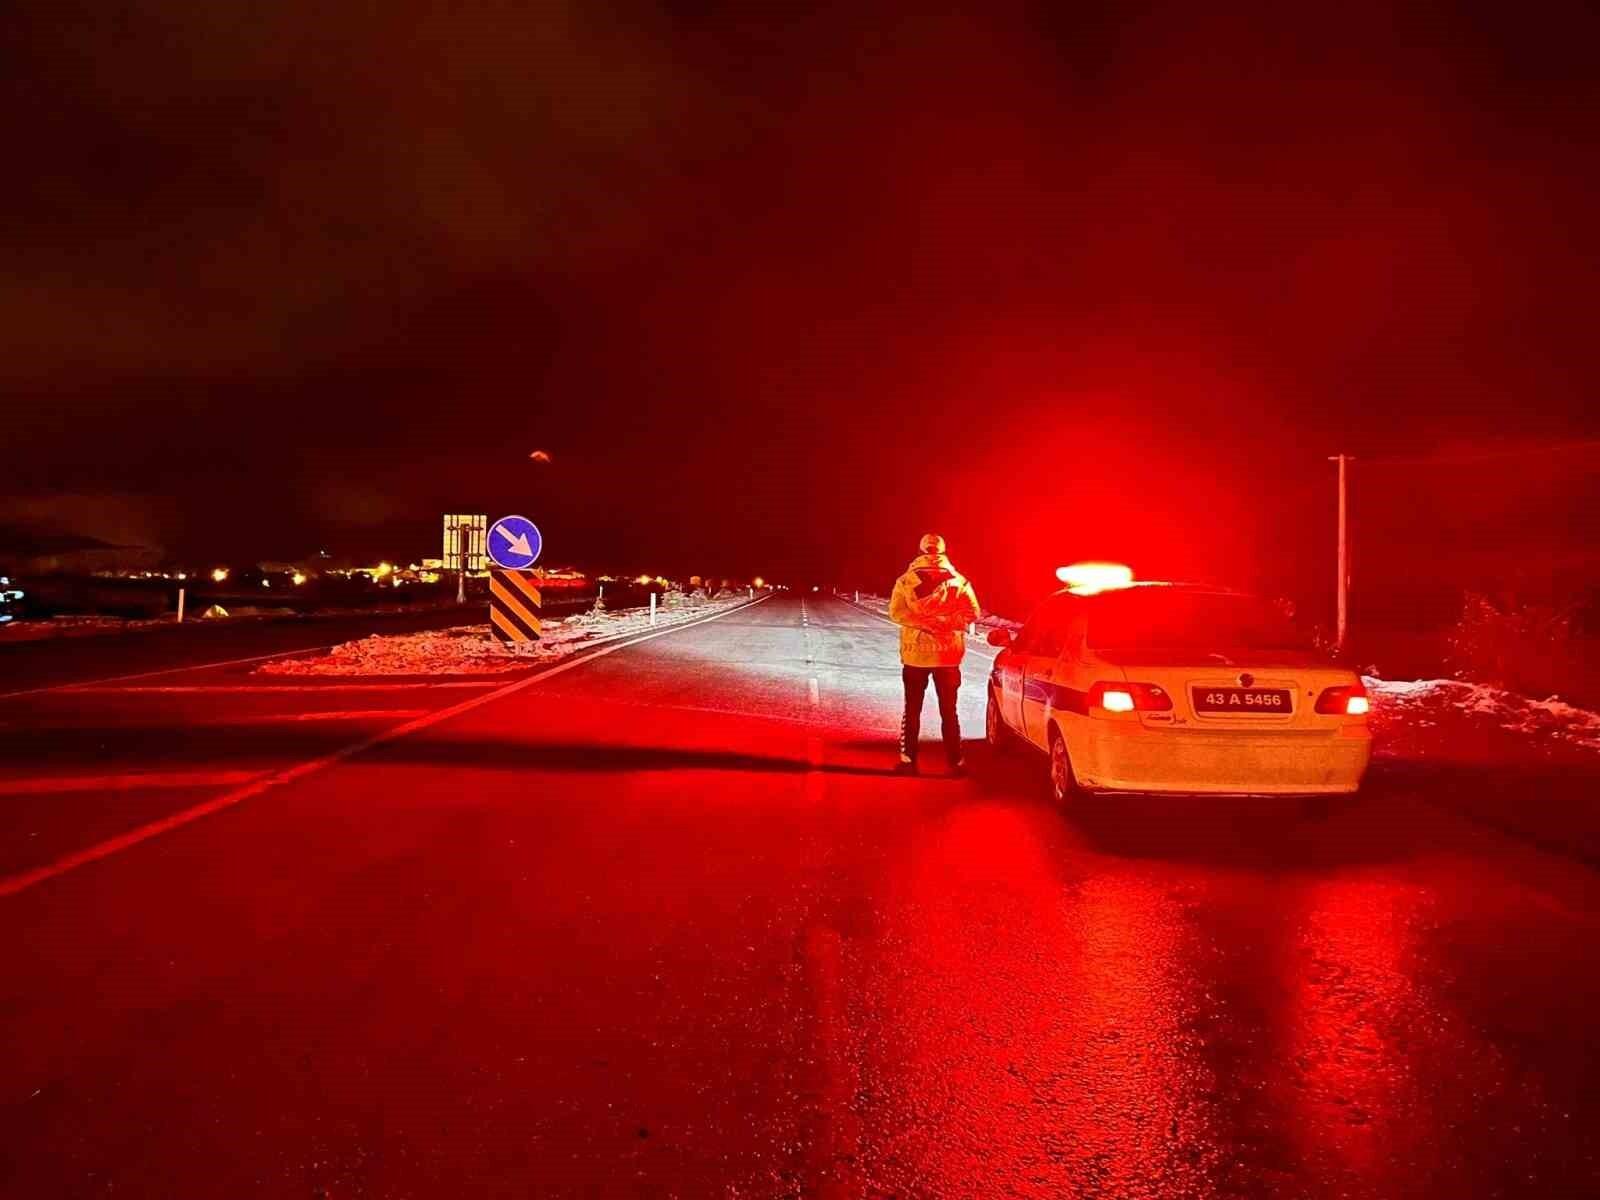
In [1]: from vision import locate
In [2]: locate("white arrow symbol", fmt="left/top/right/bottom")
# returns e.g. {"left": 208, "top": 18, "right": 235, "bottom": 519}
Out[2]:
{"left": 499, "top": 527, "right": 533, "bottom": 558}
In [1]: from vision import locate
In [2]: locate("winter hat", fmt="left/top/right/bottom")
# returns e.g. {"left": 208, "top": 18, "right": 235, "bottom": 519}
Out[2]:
{"left": 919, "top": 533, "right": 946, "bottom": 555}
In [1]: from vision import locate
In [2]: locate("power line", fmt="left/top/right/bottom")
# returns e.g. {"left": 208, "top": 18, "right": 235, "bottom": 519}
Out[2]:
{"left": 1361, "top": 439, "right": 1600, "bottom": 467}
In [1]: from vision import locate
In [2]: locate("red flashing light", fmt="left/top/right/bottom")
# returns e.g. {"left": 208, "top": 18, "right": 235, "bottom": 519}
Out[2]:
{"left": 1056, "top": 562, "right": 1134, "bottom": 594}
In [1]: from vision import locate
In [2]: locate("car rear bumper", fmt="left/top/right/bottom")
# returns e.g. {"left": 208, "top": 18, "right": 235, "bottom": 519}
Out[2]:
{"left": 1066, "top": 720, "right": 1371, "bottom": 795}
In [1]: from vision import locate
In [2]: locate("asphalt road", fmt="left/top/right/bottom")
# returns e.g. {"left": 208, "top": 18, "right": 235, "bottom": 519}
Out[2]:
{"left": 1, "top": 594, "right": 1596, "bottom": 1197}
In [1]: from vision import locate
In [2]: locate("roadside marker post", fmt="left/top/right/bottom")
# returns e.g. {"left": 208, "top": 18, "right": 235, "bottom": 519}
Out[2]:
{"left": 650, "top": 592, "right": 657, "bottom": 626}
{"left": 489, "top": 570, "right": 542, "bottom": 644}
{"left": 485, "top": 514, "right": 545, "bottom": 646}
{"left": 176, "top": 587, "right": 186, "bottom": 624}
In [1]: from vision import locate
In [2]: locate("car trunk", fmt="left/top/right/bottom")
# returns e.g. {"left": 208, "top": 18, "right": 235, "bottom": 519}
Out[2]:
{"left": 1095, "top": 647, "right": 1353, "bottom": 732}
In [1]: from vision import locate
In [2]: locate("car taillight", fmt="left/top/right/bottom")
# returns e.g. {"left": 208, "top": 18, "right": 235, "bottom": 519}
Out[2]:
{"left": 1315, "top": 684, "right": 1369, "bottom": 716}
{"left": 1101, "top": 688, "right": 1136, "bottom": 713}
{"left": 1089, "top": 681, "right": 1173, "bottom": 712}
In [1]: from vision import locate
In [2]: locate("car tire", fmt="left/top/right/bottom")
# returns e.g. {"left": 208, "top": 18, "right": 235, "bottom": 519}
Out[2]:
{"left": 1047, "top": 726, "right": 1076, "bottom": 806}
{"left": 985, "top": 688, "right": 1010, "bottom": 752}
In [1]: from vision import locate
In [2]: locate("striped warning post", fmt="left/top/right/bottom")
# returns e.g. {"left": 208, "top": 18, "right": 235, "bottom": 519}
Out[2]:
{"left": 489, "top": 569, "right": 542, "bottom": 644}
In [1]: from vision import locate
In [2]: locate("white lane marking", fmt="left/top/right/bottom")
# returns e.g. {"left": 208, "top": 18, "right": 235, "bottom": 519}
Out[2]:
{"left": 808, "top": 677, "right": 820, "bottom": 707}
{"left": 0, "top": 595, "right": 773, "bottom": 899}
{"left": 63, "top": 683, "right": 494, "bottom": 694}
{"left": 0, "top": 771, "right": 263, "bottom": 797}
{"left": 227, "top": 708, "right": 432, "bottom": 724}
{"left": 0, "top": 709, "right": 434, "bottom": 731}
{"left": 0, "top": 644, "right": 356, "bottom": 700}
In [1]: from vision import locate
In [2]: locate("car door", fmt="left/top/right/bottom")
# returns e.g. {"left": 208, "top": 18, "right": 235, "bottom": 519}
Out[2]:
{"left": 1019, "top": 598, "right": 1073, "bottom": 749}
{"left": 997, "top": 605, "right": 1050, "bottom": 732}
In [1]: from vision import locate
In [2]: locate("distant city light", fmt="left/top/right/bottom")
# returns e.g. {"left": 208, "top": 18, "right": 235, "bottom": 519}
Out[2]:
{"left": 261, "top": 579, "right": 270, "bottom": 587}
{"left": 292, "top": 572, "right": 307, "bottom": 586}
{"left": 211, "top": 567, "right": 229, "bottom": 583}
{"left": 753, "top": 577, "right": 765, "bottom": 588}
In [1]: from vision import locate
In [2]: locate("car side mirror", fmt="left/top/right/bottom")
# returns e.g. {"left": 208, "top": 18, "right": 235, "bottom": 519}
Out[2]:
{"left": 986, "top": 628, "right": 1014, "bottom": 648}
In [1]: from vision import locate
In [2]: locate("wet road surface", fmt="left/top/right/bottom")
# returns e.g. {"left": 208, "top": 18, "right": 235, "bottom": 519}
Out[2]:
{"left": 1, "top": 594, "right": 1596, "bottom": 1197}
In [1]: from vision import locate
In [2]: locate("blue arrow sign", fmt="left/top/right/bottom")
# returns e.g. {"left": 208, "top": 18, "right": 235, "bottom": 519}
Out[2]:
{"left": 487, "top": 515, "right": 543, "bottom": 570}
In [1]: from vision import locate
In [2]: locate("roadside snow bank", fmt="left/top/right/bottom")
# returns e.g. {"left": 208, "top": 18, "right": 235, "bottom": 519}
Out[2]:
{"left": 0, "top": 615, "right": 176, "bottom": 642}
{"left": 1365, "top": 676, "right": 1600, "bottom": 761}
{"left": 255, "top": 597, "right": 753, "bottom": 677}
{"left": 1366, "top": 675, "right": 1600, "bottom": 862}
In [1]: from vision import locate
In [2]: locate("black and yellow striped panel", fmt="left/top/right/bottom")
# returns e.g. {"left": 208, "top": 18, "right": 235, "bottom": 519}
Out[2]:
{"left": 489, "top": 570, "right": 542, "bottom": 643}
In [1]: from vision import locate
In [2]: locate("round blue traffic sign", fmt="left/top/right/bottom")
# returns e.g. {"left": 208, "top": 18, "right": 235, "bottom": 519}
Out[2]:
{"left": 488, "top": 515, "right": 542, "bottom": 570}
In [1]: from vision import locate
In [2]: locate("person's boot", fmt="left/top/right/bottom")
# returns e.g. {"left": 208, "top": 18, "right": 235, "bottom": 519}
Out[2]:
{"left": 946, "top": 736, "right": 966, "bottom": 777}
{"left": 894, "top": 754, "right": 919, "bottom": 776}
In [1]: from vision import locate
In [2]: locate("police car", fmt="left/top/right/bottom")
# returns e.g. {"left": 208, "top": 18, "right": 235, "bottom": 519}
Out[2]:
{"left": 985, "top": 564, "right": 1371, "bottom": 802}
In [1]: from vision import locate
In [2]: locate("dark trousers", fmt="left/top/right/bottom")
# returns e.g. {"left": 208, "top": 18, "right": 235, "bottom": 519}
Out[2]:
{"left": 901, "top": 665, "right": 963, "bottom": 764}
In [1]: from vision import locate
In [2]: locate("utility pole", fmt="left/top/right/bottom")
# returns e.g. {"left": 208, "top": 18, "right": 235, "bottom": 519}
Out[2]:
{"left": 1328, "top": 454, "right": 1353, "bottom": 653}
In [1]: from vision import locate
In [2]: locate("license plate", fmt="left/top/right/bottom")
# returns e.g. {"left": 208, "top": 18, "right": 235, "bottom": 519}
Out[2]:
{"left": 1192, "top": 687, "right": 1292, "bottom": 713}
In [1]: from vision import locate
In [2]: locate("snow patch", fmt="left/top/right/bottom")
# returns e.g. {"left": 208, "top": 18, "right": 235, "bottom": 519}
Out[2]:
{"left": 1365, "top": 675, "right": 1600, "bottom": 755}
{"left": 255, "top": 597, "right": 752, "bottom": 677}
{"left": 0, "top": 614, "right": 175, "bottom": 642}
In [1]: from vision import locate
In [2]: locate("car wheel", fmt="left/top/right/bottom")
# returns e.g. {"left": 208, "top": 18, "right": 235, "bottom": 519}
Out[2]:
{"left": 985, "top": 689, "right": 1008, "bottom": 751}
{"left": 1048, "top": 727, "right": 1076, "bottom": 806}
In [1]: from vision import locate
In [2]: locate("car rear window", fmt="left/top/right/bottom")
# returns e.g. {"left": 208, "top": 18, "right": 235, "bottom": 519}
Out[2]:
{"left": 1085, "top": 590, "right": 1310, "bottom": 652}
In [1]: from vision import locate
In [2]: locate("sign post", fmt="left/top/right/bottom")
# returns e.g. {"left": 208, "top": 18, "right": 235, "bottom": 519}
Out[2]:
{"left": 1327, "top": 455, "right": 1353, "bottom": 653}
{"left": 444, "top": 514, "right": 487, "bottom": 606}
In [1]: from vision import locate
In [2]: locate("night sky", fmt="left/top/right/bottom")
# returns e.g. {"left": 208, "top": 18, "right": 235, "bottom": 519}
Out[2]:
{"left": 6, "top": 1, "right": 1599, "bottom": 618}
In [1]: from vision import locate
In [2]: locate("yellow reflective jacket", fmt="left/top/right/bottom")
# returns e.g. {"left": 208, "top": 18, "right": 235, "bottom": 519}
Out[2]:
{"left": 889, "top": 554, "right": 981, "bottom": 667}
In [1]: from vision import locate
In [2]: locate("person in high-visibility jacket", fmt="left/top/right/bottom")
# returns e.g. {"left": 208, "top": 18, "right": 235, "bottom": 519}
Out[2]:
{"left": 888, "top": 533, "right": 981, "bottom": 775}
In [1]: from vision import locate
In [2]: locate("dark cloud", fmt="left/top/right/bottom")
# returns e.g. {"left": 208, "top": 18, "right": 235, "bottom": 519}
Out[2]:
{"left": 4, "top": 1, "right": 1598, "bottom": 611}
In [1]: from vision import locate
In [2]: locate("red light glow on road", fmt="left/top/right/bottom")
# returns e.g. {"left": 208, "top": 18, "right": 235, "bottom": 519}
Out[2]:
{"left": 847, "top": 805, "right": 1220, "bottom": 1193}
